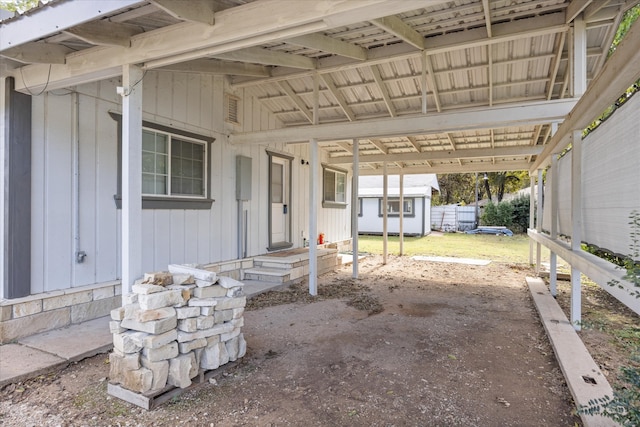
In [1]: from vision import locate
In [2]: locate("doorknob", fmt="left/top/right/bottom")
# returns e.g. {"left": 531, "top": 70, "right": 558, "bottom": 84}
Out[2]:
{"left": 283, "top": 204, "right": 288, "bottom": 214}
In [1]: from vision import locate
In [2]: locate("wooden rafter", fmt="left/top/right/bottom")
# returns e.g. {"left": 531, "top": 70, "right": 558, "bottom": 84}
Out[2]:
{"left": 278, "top": 81, "right": 313, "bottom": 123}
{"left": 370, "top": 15, "right": 425, "bottom": 50}
{"left": 286, "top": 34, "right": 368, "bottom": 61}
{"left": 159, "top": 59, "right": 270, "bottom": 77}
{"left": 63, "top": 21, "right": 142, "bottom": 47}
{"left": 214, "top": 47, "right": 316, "bottom": 70}
{"left": 320, "top": 74, "right": 356, "bottom": 121}
{"left": 150, "top": 0, "right": 215, "bottom": 25}
{"left": 369, "top": 139, "right": 389, "bottom": 154}
{"left": 370, "top": 65, "right": 396, "bottom": 117}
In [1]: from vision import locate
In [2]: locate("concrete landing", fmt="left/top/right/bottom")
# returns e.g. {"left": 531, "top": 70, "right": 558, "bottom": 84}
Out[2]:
{"left": 0, "top": 316, "right": 112, "bottom": 387}
{"left": 527, "top": 276, "right": 618, "bottom": 427}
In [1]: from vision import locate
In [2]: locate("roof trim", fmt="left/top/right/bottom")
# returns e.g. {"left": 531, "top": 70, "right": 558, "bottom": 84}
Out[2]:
{"left": 0, "top": 0, "right": 144, "bottom": 51}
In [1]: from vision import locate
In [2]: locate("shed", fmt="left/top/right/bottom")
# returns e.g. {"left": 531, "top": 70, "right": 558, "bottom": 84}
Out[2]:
{"left": 358, "top": 174, "right": 438, "bottom": 237}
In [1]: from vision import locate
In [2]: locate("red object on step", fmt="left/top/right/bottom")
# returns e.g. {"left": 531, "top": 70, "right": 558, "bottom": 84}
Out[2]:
{"left": 318, "top": 233, "right": 325, "bottom": 244}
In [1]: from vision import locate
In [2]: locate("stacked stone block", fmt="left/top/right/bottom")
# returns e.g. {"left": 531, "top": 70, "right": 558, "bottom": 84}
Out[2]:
{"left": 109, "top": 265, "right": 246, "bottom": 394}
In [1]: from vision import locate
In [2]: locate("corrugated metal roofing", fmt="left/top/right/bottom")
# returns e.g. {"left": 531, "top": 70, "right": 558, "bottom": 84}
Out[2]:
{"left": 0, "top": 0, "right": 630, "bottom": 174}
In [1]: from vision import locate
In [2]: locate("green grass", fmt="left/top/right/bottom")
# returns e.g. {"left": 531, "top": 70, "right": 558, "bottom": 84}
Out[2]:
{"left": 356, "top": 232, "right": 550, "bottom": 264}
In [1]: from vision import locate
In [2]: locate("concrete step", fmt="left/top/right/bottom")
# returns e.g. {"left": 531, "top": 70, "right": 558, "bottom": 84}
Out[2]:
{"left": 242, "top": 280, "right": 290, "bottom": 298}
{"left": 243, "top": 267, "right": 290, "bottom": 284}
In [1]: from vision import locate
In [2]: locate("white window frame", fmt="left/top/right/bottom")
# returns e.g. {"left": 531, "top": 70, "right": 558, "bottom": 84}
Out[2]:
{"left": 142, "top": 127, "right": 208, "bottom": 199}
{"left": 379, "top": 198, "right": 415, "bottom": 217}
{"left": 322, "top": 166, "right": 348, "bottom": 208}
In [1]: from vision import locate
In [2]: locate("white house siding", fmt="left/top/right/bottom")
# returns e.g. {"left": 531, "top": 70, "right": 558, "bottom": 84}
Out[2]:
{"left": 359, "top": 197, "right": 428, "bottom": 236}
{"left": 26, "top": 72, "right": 351, "bottom": 296}
{"left": 543, "top": 93, "right": 640, "bottom": 258}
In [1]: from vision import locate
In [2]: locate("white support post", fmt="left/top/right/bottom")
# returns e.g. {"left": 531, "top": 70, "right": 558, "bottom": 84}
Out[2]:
{"left": 421, "top": 50, "right": 427, "bottom": 114}
{"left": 399, "top": 170, "right": 404, "bottom": 256}
{"left": 121, "top": 64, "right": 144, "bottom": 302}
{"left": 308, "top": 73, "right": 320, "bottom": 296}
{"left": 570, "top": 130, "right": 583, "bottom": 330}
{"left": 382, "top": 161, "right": 388, "bottom": 265}
{"left": 549, "top": 153, "right": 559, "bottom": 296}
{"left": 352, "top": 138, "right": 359, "bottom": 279}
{"left": 529, "top": 173, "right": 536, "bottom": 265}
{"left": 536, "top": 168, "right": 543, "bottom": 274}
{"left": 573, "top": 14, "right": 587, "bottom": 98}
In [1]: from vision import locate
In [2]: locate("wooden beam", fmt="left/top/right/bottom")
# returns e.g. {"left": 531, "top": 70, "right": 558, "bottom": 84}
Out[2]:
{"left": 158, "top": 59, "right": 270, "bottom": 77}
{"left": 1, "top": 43, "right": 72, "bottom": 64}
{"left": 150, "top": 0, "right": 215, "bottom": 25}
{"left": 278, "top": 80, "right": 313, "bottom": 123}
{"left": 531, "top": 13, "right": 640, "bottom": 171}
{"left": 328, "top": 145, "right": 543, "bottom": 165}
{"left": 320, "top": 74, "right": 356, "bottom": 121}
{"left": 370, "top": 65, "right": 396, "bottom": 117}
{"left": 286, "top": 34, "right": 367, "bottom": 61}
{"left": 446, "top": 133, "right": 456, "bottom": 150}
{"left": 529, "top": 230, "right": 640, "bottom": 315}
{"left": 63, "top": 20, "right": 142, "bottom": 47}
{"left": 231, "top": 98, "right": 576, "bottom": 145}
{"left": 424, "top": 54, "right": 441, "bottom": 112}
{"left": 547, "top": 32, "right": 566, "bottom": 100}
{"left": 566, "top": 0, "right": 593, "bottom": 23}
{"left": 482, "top": 0, "right": 492, "bottom": 38}
{"left": 406, "top": 136, "right": 422, "bottom": 153}
{"left": 357, "top": 161, "right": 533, "bottom": 175}
{"left": 369, "top": 139, "right": 388, "bottom": 154}
{"left": 214, "top": 47, "right": 316, "bottom": 70}
{"left": 370, "top": 15, "right": 425, "bottom": 49}
{"left": 335, "top": 141, "right": 353, "bottom": 153}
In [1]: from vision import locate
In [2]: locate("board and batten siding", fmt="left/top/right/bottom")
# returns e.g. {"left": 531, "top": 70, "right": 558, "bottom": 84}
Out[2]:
{"left": 542, "top": 92, "right": 640, "bottom": 258}
{"left": 25, "top": 71, "right": 351, "bottom": 296}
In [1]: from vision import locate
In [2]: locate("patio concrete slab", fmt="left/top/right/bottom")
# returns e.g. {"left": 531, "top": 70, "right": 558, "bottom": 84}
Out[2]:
{"left": 18, "top": 316, "right": 112, "bottom": 362}
{"left": 527, "top": 276, "right": 617, "bottom": 427}
{"left": 0, "top": 343, "right": 66, "bottom": 387}
{"left": 411, "top": 255, "right": 491, "bottom": 266}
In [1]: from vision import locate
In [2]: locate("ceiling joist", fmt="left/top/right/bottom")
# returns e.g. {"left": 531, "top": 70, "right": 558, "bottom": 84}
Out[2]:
{"left": 357, "top": 161, "right": 533, "bottom": 175}
{"left": 63, "top": 20, "right": 142, "bottom": 47}
{"left": 1, "top": 42, "right": 72, "bottom": 64}
{"left": 214, "top": 47, "right": 316, "bottom": 70}
{"left": 370, "top": 15, "right": 425, "bottom": 49}
{"left": 158, "top": 59, "right": 270, "bottom": 77}
{"left": 150, "top": 0, "right": 215, "bottom": 26}
{"left": 286, "top": 34, "right": 368, "bottom": 61}
{"left": 328, "top": 145, "right": 543, "bottom": 165}
{"left": 370, "top": 65, "right": 396, "bottom": 117}
{"left": 278, "top": 80, "right": 314, "bottom": 123}
{"left": 320, "top": 74, "right": 356, "bottom": 121}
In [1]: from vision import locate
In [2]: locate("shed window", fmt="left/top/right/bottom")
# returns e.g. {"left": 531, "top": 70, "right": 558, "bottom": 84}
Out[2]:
{"left": 379, "top": 198, "right": 415, "bottom": 217}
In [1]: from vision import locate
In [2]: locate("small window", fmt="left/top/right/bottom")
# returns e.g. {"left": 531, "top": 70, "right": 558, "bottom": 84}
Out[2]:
{"left": 142, "top": 128, "right": 206, "bottom": 198}
{"left": 323, "top": 166, "right": 347, "bottom": 208}
{"left": 379, "top": 198, "right": 415, "bottom": 217}
{"left": 358, "top": 197, "right": 363, "bottom": 217}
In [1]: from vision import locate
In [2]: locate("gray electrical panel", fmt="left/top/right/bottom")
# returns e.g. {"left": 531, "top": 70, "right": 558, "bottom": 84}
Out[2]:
{"left": 236, "top": 155, "right": 252, "bottom": 200}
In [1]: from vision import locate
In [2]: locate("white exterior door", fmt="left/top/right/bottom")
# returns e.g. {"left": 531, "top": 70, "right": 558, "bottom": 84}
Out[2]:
{"left": 270, "top": 156, "right": 290, "bottom": 247}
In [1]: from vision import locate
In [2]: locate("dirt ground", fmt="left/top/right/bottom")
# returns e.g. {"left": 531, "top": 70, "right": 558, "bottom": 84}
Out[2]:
{"left": 3, "top": 254, "right": 628, "bottom": 427}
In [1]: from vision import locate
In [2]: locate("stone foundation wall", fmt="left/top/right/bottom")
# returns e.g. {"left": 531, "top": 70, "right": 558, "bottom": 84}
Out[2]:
{"left": 108, "top": 265, "right": 246, "bottom": 395}
{"left": 0, "top": 281, "right": 121, "bottom": 343}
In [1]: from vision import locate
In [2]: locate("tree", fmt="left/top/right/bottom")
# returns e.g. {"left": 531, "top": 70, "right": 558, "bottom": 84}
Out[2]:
{"left": 0, "top": 0, "right": 39, "bottom": 13}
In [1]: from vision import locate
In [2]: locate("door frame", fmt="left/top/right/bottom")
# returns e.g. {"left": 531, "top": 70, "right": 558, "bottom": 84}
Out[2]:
{"left": 267, "top": 150, "right": 294, "bottom": 251}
